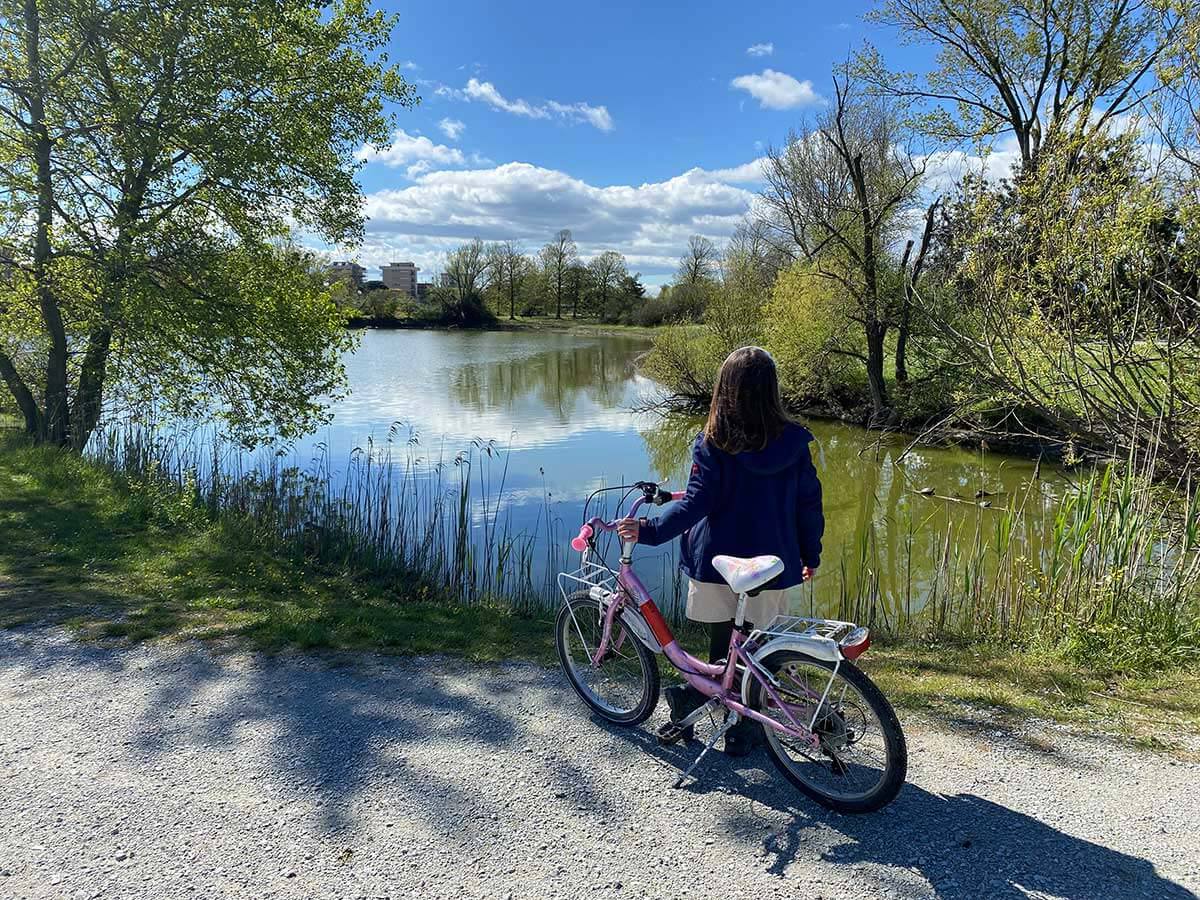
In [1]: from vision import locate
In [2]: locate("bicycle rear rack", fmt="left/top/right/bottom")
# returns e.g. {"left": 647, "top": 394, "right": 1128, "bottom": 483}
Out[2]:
{"left": 752, "top": 614, "right": 859, "bottom": 644}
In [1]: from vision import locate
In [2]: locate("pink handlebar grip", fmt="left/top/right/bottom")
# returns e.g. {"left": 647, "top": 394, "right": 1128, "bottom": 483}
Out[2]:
{"left": 570, "top": 523, "right": 594, "bottom": 552}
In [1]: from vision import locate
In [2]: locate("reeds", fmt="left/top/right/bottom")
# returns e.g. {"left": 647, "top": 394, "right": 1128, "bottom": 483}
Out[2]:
{"left": 90, "top": 423, "right": 565, "bottom": 615}
{"left": 89, "top": 423, "right": 1199, "bottom": 671}
{"left": 836, "top": 445, "right": 1200, "bottom": 671}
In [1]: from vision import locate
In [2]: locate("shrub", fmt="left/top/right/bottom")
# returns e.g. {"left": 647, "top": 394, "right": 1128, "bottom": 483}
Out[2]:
{"left": 763, "top": 264, "right": 865, "bottom": 406}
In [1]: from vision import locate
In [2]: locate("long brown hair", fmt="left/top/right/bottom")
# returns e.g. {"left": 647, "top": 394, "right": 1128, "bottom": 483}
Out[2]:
{"left": 704, "top": 347, "right": 793, "bottom": 453}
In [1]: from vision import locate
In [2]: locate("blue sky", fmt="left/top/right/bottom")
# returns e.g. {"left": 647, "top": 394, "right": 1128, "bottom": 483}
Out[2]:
{"left": 340, "top": 0, "right": 953, "bottom": 287}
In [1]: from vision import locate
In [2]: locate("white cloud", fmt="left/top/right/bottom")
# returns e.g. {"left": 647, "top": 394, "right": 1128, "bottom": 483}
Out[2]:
{"left": 746, "top": 42, "right": 774, "bottom": 57}
{"left": 400, "top": 60, "right": 420, "bottom": 71}
{"left": 444, "top": 78, "right": 614, "bottom": 132}
{"left": 464, "top": 78, "right": 548, "bottom": 119}
{"left": 405, "top": 160, "right": 434, "bottom": 180}
{"left": 731, "top": 69, "right": 823, "bottom": 110}
{"left": 705, "top": 158, "right": 767, "bottom": 183}
{"left": 438, "top": 118, "right": 466, "bottom": 141}
{"left": 349, "top": 159, "right": 762, "bottom": 282}
{"left": 546, "top": 100, "right": 614, "bottom": 132}
{"left": 358, "top": 129, "right": 465, "bottom": 171}
{"left": 916, "top": 136, "right": 1023, "bottom": 194}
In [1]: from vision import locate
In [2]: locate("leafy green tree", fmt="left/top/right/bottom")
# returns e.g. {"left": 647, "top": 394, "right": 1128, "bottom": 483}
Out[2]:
{"left": 587, "top": 250, "right": 628, "bottom": 323}
{"left": 862, "top": 0, "right": 1180, "bottom": 172}
{"left": 0, "top": 0, "right": 415, "bottom": 449}
{"left": 758, "top": 73, "right": 925, "bottom": 420}
{"left": 441, "top": 238, "right": 495, "bottom": 326}
{"left": 539, "top": 229, "right": 577, "bottom": 319}
{"left": 487, "top": 240, "right": 530, "bottom": 320}
{"left": 925, "top": 133, "right": 1200, "bottom": 468}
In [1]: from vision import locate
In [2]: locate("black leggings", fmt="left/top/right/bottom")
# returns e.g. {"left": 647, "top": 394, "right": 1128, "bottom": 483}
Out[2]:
{"left": 708, "top": 619, "right": 751, "bottom": 663}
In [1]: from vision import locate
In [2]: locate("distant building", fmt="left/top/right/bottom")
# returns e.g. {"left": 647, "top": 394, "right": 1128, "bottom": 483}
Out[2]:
{"left": 416, "top": 282, "right": 433, "bottom": 300}
{"left": 381, "top": 261, "right": 419, "bottom": 297}
{"left": 328, "top": 261, "right": 365, "bottom": 289}
{"left": 439, "top": 272, "right": 454, "bottom": 289}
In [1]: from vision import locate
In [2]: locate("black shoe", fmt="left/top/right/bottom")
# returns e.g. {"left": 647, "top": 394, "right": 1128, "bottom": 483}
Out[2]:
{"left": 723, "top": 717, "right": 765, "bottom": 757}
{"left": 657, "top": 684, "right": 705, "bottom": 744}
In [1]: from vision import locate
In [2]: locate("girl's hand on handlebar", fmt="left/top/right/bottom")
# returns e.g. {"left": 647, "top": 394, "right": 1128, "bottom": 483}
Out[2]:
{"left": 617, "top": 518, "right": 640, "bottom": 543}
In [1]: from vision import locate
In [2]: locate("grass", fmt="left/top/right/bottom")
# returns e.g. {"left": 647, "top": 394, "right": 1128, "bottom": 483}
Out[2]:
{"left": 3, "top": 427, "right": 1198, "bottom": 752}
{"left": 0, "top": 431, "right": 554, "bottom": 662}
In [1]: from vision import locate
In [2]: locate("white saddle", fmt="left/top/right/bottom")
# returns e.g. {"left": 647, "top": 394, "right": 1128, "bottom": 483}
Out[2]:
{"left": 712, "top": 554, "right": 785, "bottom": 595}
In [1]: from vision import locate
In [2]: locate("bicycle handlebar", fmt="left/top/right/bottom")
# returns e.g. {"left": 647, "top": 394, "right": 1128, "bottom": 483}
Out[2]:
{"left": 568, "top": 486, "right": 685, "bottom": 552}
{"left": 569, "top": 523, "right": 596, "bottom": 552}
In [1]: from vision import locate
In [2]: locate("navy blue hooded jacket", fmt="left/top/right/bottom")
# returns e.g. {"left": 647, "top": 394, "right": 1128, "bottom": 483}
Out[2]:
{"left": 638, "top": 423, "right": 823, "bottom": 589}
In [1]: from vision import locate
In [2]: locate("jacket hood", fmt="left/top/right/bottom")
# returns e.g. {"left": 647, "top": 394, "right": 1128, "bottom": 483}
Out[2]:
{"left": 731, "top": 423, "right": 813, "bottom": 475}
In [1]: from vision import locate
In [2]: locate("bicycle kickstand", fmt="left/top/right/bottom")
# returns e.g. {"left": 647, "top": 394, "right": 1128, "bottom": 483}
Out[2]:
{"left": 673, "top": 711, "right": 739, "bottom": 789}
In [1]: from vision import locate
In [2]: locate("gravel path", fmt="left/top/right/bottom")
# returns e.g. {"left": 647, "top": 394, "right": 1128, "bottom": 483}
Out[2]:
{"left": 1, "top": 628, "right": 1197, "bottom": 900}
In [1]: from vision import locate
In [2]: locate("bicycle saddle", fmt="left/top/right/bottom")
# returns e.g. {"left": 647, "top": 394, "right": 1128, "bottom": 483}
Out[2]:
{"left": 711, "top": 554, "right": 785, "bottom": 595}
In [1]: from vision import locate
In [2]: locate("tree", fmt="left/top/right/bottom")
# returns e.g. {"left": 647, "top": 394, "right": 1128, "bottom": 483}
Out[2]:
{"left": 539, "top": 229, "right": 577, "bottom": 319}
{"left": 0, "top": 0, "right": 415, "bottom": 449}
{"left": 862, "top": 0, "right": 1181, "bottom": 173}
{"left": 1153, "top": 5, "right": 1200, "bottom": 180}
{"left": 920, "top": 133, "right": 1200, "bottom": 469}
{"left": 566, "top": 260, "right": 587, "bottom": 318}
{"left": 758, "top": 73, "right": 925, "bottom": 420}
{"left": 441, "top": 238, "right": 494, "bottom": 325}
{"left": 587, "top": 251, "right": 628, "bottom": 323}
{"left": 677, "top": 235, "right": 719, "bottom": 286}
{"left": 488, "top": 240, "right": 528, "bottom": 320}
{"left": 895, "top": 199, "right": 939, "bottom": 385}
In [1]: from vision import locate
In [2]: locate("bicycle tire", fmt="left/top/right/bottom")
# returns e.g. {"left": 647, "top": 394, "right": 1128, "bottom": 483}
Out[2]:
{"left": 555, "top": 592, "right": 660, "bottom": 726}
{"left": 751, "top": 650, "right": 906, "bottom": 813}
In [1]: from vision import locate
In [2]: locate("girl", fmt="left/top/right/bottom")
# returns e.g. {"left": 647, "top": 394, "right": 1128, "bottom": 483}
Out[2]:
{"left": 617, "top": 346, "right": 824, "bottom": 755}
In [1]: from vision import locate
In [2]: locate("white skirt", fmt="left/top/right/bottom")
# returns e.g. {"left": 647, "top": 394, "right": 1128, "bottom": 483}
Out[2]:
{"left": 686, "top": 578, "right": 792, "bottom": 626}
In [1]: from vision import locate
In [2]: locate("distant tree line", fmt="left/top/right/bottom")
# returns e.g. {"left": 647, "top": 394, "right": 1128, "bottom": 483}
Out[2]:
{"left": 345, "top": 229, "right": 730, "bottom": 328}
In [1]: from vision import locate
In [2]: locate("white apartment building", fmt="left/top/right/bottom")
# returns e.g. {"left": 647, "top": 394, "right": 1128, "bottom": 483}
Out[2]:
{"left": 381, "top": 261, "right": 419, "bottom": 297}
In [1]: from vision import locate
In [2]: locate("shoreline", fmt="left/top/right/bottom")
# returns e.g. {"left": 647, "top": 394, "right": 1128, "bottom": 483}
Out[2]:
{"left": 345, "top": 317, "right": 1077, "bottom": 464}
{"left": 1, "top": 430, "right": 1196, "bottom": 753}
{"left": 344, "top": 314, "right": 660, "bottom": 340}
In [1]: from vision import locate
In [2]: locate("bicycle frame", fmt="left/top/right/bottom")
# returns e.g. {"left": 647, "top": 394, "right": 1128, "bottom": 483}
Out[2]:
{"left": 575, "top": 495, "right": 824, "bottom": 750}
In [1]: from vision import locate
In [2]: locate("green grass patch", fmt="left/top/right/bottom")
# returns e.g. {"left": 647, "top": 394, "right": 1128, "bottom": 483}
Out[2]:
{"left": 2, "top": 427, "right": 1197, "bottom": 751}
{"left": 0, "top": 430, "right": 556, "bottom": 663}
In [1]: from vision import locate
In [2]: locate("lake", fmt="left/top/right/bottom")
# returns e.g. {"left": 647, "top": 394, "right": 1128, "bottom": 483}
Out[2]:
{"left": 263, "top": 328, "right": 1066, "bottom": 624}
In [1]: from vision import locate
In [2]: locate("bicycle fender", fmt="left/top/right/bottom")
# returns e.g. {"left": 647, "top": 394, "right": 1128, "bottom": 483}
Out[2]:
{"left": 587, "top": 586, "right": 664, "bottom": 654}
{"left": 619, "top": 608, "right": 664, "bottom": 654}
{"left": 741, "top": 635, "right": 841, "bottom": 706}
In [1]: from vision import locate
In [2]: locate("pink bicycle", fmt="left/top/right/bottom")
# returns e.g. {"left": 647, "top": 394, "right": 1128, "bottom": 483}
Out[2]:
{"left": 555, "top": 482, "right": 907, "bottom": 814}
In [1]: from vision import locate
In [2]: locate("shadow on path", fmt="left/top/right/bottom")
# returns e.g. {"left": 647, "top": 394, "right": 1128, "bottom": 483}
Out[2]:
{"left": 599, "top": 713, "right": 1197, "bottom": 900}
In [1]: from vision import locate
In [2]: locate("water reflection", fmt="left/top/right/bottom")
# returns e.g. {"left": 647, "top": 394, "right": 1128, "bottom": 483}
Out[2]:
{"left": 262, "top": 330, "right": 1070, "bottom": 621}
{"left": 637, "top": 413, "right": 1066, "bottom": 622}
{"left": 449, "top": 337, "right": 641, "bottom": 421}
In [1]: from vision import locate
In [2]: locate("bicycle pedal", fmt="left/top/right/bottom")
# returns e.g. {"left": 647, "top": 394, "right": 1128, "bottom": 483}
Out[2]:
{"left": 656, "top": 722, "right": 694, "bottom": 746}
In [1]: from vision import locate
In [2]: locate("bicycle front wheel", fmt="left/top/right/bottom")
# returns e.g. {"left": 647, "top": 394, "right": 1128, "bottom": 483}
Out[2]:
{"left": 751, "top": 650, "right": 906, "bottom": 813}
{"left": 555, "top": 592, "right": 659, "bottom": 725}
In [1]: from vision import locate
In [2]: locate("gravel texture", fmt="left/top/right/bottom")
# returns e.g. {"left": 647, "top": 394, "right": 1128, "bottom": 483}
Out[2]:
{"left": 1, "top": 628, "right": 1197, "bottom": 900}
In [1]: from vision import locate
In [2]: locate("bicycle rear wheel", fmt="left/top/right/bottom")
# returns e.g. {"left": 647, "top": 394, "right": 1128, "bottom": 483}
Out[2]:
{"left": 555, "top": 592, "right": 659, "bottom": 725}
{"left": 751, "top": 650, "right": 906, "bottom": 813}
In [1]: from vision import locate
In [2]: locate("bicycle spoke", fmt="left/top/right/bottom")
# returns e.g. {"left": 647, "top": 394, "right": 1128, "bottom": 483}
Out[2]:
{"left": 761, "top": 659, "right": 893, "bottom": 803}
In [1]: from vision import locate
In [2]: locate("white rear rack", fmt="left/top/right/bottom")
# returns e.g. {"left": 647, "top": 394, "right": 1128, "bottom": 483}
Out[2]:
{"left": 753, "top": 614, "right": 859, "bottom": 644}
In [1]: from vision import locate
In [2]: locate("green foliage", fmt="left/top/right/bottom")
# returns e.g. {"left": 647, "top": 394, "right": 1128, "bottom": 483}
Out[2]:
{"left": 935, "top": 134, "right": 1200, "bottom": 466}
{"left": 863, "top": 0, "right": 1171, "bottom": 171}
{"left": 763, "top": 263, "right": 864, "bottom": 403}
{"left": 0, "top": 0, "right": 414, "bottom": 449}
{"left": 0, "top": 430, "right": 554, "bottom": 659}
